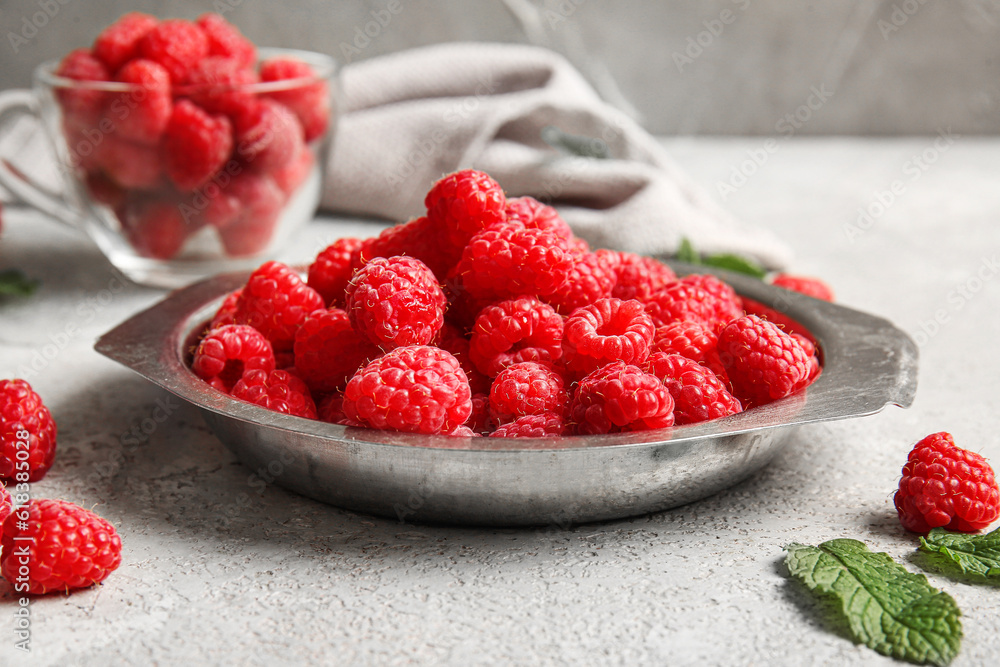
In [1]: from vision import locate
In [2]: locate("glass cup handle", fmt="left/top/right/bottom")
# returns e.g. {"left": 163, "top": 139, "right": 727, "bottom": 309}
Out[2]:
{"left": 0, "top": 88, "right": 85, "bottom": 227}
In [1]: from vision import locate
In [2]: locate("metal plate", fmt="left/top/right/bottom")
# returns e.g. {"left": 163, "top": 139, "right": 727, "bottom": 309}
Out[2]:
{"left": 95, "top": 265, "right": 918, "bottom": 526}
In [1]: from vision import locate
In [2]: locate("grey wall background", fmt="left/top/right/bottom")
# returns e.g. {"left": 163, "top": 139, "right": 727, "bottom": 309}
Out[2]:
{"left": 1, "top": 0, "right": 998, "bottom": 135}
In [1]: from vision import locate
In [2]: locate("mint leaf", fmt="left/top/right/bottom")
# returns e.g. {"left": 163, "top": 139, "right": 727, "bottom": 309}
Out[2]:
{"left": 919, "top": 527, "right": 1000, "bottom": 579}
{"left": 0, "top": 269, "right": 38, "bottom": 297}
{"left": 675, "top": 237, "right": 699, "bottom": 264}
{"left": 701, "top": 253, "right": 767, "bottom": 279}
{"left": 785, "top": 539, "right": 962, "bottom": 666}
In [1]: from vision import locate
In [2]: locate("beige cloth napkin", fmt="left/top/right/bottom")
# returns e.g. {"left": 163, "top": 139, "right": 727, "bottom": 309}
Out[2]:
{"left": 324, "top": 42, "right": 791, "bottom": 268}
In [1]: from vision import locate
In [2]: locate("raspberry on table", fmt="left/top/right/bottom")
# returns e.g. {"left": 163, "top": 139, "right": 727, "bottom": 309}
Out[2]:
{"left": 717, "top": 314, "right": 813, "bottom": 407}
{"left": 92, "top": 12, "right": 159, "bottom": 73}
{"left": 641, "top": 280, "right": 716, "bottom": 329}
{"left": 343, "top": 346, "right": 473, "bottom": 434}
{"left": 231, "top": 369, "right": 317, "bottom": 419}
{"left": 0, "top": 380, "right": 57, "bottom": 483}
{"left": 138, "top": 18, "right": 209, "bottom": 84}
{"left": 489, "top": 362, "right": 568, "bottom": 424}
{"left": 163, "top": 100, "right": 233, "bottom": 192}
{"left": 680, "top": 274, "right": 743, "bottom": 331}
{"left": 562, "top": 298, "right": 655, "bottom": 376}
{"left": 0, "top": 499, "right": 122, "bottom": 595}
{"left": 545, "top": 251, "right": 618, "bottom": 314}
{"left": 216, "top": 173, "right": 285, "bottom": 257}
{"left": 308, "top": 237, "right": 363, "bottom": 307}
{"left": 491, "top": 412, "right": 567, "bottom": 438}
{"left": 293, "top": 308, "right": 380, "bottom": 393}
{"left": 645, "top": 353, "right": 742, "bottom": 425}
{"left": 569, "top": 362, "right": 674, "bottom": 435}
{"left": 610, "top": 251, "right": 677, "bottom": 302}
{"left": 233, "top": 98, "right": 303, "bottom": 174}
{"left": 468, "top": 296, "right": 564, "bottom": 377}
{"left": 345, "top": 256, "right": 447, "bottom": 349}
{"left": 503, "top": 196, "right": 573, "bottom": 240}
{"left": 259, "top": 57, "right": 330, "bottom": 142}
{"left": 192, "top": 324, "right": 276, "bottom": 392}
{"left": 425, "top": 169, "right": 507, "bottom": 246}
{"left": 113, "top": 59, "right": 172, "bottom": 145}
{"left": 894, "top": 432, "right": 1000, "bottom": 533}
{"left": 180, "top": 56, "right": 257, "bottom": 116}
{"left": 233, "top": 261, "right": 325, "bottom": 353}
{"left": 771, "top": 273, "right": 835, "bottom": 302}
{"left": 196, "top": 13, "right": 256, "bottom": 67}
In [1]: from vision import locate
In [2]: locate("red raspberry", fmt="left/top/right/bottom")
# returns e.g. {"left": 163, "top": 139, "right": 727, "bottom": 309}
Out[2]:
{"left": 0, "top": 499, "right": 122, "bottom": 595}
{"left": 738, "top": 296, "right": 814, "bottom": 341}
{"left": 680, "top": 274, "right": 742, "bottom": 331}
{"left": 468, "top": 297, "right": 564, "bottom": 377}
{"left": 489, "top": 362, "right": 568, "bottom": 424}
{"left": 231, "top": 369, "right": 317, "bottom": 419}
{"left": 163, "top": 100, "right": 233, "bottom": 192}
{"left": 210, "top": 289, "right": 242, "bottom": 328}
{"left": 546, "top": 251, "right": 618, "bottom": 314}
{"left": 217, "top": 173, "right": 285, "bottom": 257}
{"left": 0, "top": 380, "right": 57, "bottom": 483}
{"left": 569, "top": 362, "right": 674, "bottom": 435}
{"left": 272, "top": 145, "right": 315, "bottom": 196}
{"left": 451, "top": 222, "right": 575, "bottom": 300}
{"left": 651, "top": 320, "right": 728, "bottom": 381}
{"left": 641, "top": 281, "right": 715, "bottom": 328}
{"left": 120, "top": 198, "right": 191, "bottom": 260}
{"left": 894, "top": 432, "right": 1000, "bottom": 533}
{"left": 293, "top": 308, "right": 379, "bottom": 393}
{"left": 192, "top": 324, "right": 275, "bottom": 392}
{"left": 317, "top": 394, "right": 346, "bottom": 424}
{"left": 92, "top": 12, "right": 159, "bottom": 73}
{"left": 611, "top": 252, "right": 677, "bottom": 301}
{"left": 448, "top": 425, "right": 479, "bottom": 437}
{"left": 491, "top": 412, "right": 567, "bottom": 438}
{"left": 54, "top": 49, "right": 110, "bottom": 128}
{"left": 466, "top": 393, "right": 495, "bottom": 434}
{"left": 562, "top": 298, "right": 654, "bottom": 375}
{"left": 435, "top": 323, "right": 491, "bottom": 394}
{"left": 196, "top": 13, "right": 256, "bottom": 67}
{"left": 343, "top": 346, "right": 472, "bottom": 434}
{"left": 645, "top": 353, "right": 742, "bottom": 425}
{"left": 425, "top": 169, "right": 507, "bottom": 246}
{"left": 0, "top": 483, "right": 11, "bottom": 525}
{"left": 718, "top": 315, "right": 812, "bottom": 406}
{"left": 772, "top": 274, "right": 835, "bottom": 302}
{"left": 180, "top": 56, "right": 257, "bottom": 116}
{"left": 345, "top": 256, "right": 447, "bottom": 349}
{"left": 113, "top": 59, "right": 172, "bottom": 145}
{"left": 259, "top": 57, "right": 330, "bottom": 142}
{"left": 357, "top": 217, "right": 460, "bottom": 282}
{"left": 308, "top": 238, "right": 363, "bottom": 306}
{"left": 233, "top": 261, "right": 324, "bottom": 352}
{"left": 233, "top": 99, "right": 304, "bottom": 173}
{"left": 138, "top": 19, "right": 209, "bottom": 84}
{"left": 503, "top": 196, "right": 573, "bottom": 240}
{"left": 98, "top": 137, "right": 163, "bottom": 189}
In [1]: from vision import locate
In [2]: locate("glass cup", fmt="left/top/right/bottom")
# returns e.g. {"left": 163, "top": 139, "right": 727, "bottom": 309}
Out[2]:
{"left": 0, "top": 48, "right": 338, "bottom": 289}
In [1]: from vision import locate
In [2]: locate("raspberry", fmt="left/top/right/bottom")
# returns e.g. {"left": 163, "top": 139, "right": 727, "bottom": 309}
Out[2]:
{"left": 466, "top": 393, "right": 495, "bottom": 434}
{"left": 54, "top": 49, "right": 111, "bottom": 128}
{"left": 92, "top": 12, "right": 159, "bottom": 73}
{"left": 645, "top": 353, "right": 742, "bottom": 425}
{"left": 0, "top": 380, "right": 57, "bottom": 483}
{"left": 738, "top": 296, "right": 814, "bottom": 341}
{"left": 345, "top": 256, "right": 447, "bottom": 349}
{"left": 504, "top": 196, "right": 573, "bottom": 240}
{"left": 317, "top": 394, "right": 346, "bottom": 424}
{"left": 216, "top": 173, "right": 285, "bottom": 257}
{"left": 680, "top": 274, "right": 742, "bottom": 331}
{"left": 435, "top": 323, "right": 491, "bottom": 394}
{"left": 210, "top": 289, "right": 242, "bottom": 328}
{"left": 233, "top": 261, "right": 324, "bottom": 352}
{"left": 562, "top": 298, "right": 654, "bottom": 375}
{"left": 138, "top": 19, "right": 209, "bottom": 84}
{"left": 83, "top": 171, "right": 126, "bottom": 208}
{"left": 293, "top": 308, "right": 379, "bottom": 393}
{"left": 308, "top": 237, "right": 363, "bottom": 306}
{"left": 99, "top": 137, "right": 163, "bottom": 189}
{"left": 196, "top": 13, "right": 256, "bottom": 67}
{"left": 259, "top": 57, "right": 330, "bottom": 142}
{"left": 163, "top": 100, "right": 233, "bottom": 192}
{"left": 489, "top": 362, "right": 568, "bottom": 424}
{"left": 272, "top": 145, "right": 315, "bottom": 196}
{"left": 651, "top": 320, "right": 727, "bottom": 381}
{"left": 611, "top": 252, "right": 677, "bottom": 301}
{"left": 545, "top": 251, "right": 617, "bottom": 314}
{"left": 180, "top": 56, "right": 257, "bottom": 116}
{"left": 641, "top": 281, "right": 715, "bottom": 328}
{"left": 112, "top": 59, "right": 172, "bottom": 145}
{"left": 491, "top": 413, "right": 567, "bottom": 438}
{"left": 357, "top": 217, "right": 460, "bottom": 281}
{"left": 192, "top": 324, "right": 275, "bottom": 392}
{"left": 771, "top": 274, "right": 835, "bottom": 302}
{"left": 718, "top": 315, "right": 813, "bottom": 406}
{"left": 120, "top": 198, "right": 191, "bottom": 260}
{"left": 343, "top": 346, "right": 472, "bottom": 434}
{"left": 569, "top": 362, "right": 674, "bottom": 435}
{"left": 894, "top": 432, "right": 1000, "bottom": 533}
{"left": 233, "top": 98, "right": 303, "bottom": 173}
{"left": 448, "top": 425, "right": 479, "bottom": 438}
{"left": 468, "top": 296, "right": 564, "bottom": 377}
{"left": 0, "top": 499, "right": 122, "bottom": 595}
{"left": 0, "top": 483, "right": 11, "bottom": 525}
{"left": 425, "top": 169, "right": 507, "bottom": 246}
{"left": 451, "top": 222, "right": 575, "bottom": 300}
{"left": 231, "top": 369, "right": 317, "bottom": 419}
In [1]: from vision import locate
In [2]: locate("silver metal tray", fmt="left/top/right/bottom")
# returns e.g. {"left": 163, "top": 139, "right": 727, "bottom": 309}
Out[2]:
{"left": 95, "top": 265, "right": 918, "bottom": 526}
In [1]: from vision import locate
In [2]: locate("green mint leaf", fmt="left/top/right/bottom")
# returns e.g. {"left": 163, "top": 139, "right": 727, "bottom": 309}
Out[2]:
{"left": 540, "top": 125, "right": 609, "bottom": 159}
{"left": 701, "top": 253, "right": 767, "bottom": 279}
{"left": 785, "top": 539, "right": 962, "bottom": 666}
{"left": 919, "top": 527, "right": 1000, "bottom": 579}
{"left": 0, "top": 269, "right": 39, "bottom": 297}
{"left": 675, "top": 237, "right": 699, "bottom": 264}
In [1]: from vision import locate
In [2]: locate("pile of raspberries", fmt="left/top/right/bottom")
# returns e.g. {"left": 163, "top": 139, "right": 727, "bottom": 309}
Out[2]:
{"left": 53, "top": 12, "right": 329, "bottom": 260}
{"left": 191, "top": 169, "right": 825, "bottom": 438}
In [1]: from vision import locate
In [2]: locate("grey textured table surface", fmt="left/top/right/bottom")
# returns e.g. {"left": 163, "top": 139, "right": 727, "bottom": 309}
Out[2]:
{"left": 1, "top": 137, "right": 999, "bottom": 666}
